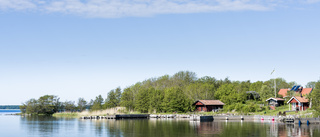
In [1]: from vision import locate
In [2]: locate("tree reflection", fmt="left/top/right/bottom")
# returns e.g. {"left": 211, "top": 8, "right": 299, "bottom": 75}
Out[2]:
{"left": 19, "top": 117, "right": 320, "bottom": 137}
{"left": 20, "top": 116, "right": 60, "bottom": 136}
{"left": 189, "top": 121, "right": 320, "bottom": 137}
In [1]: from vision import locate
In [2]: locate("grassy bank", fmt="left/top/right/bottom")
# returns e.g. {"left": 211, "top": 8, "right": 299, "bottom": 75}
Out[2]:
{"left": 252, "top": 105, "right": 316, "bottom": 117}
{"left": 53, "top": 112, "right": 79, "bottom": 118}
{"left": 52, "top": 107, "right": 126, "bottom": 118}
{"left": 51, "top": 105, "right": 317, "bottom": 118}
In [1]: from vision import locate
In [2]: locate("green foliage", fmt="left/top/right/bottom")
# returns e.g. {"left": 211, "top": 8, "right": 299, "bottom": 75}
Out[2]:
{"left": 21, "top": 95, "right": 60, "bottom": 115}
{"left": 91, "top": 95, "right": 104, "bottom": 111}
{"left": 63, "top": 101, "right": 76, "bottom": 112}
{"left": 215, "top": 83, "right": 246, "bottom": 105}
{"left": 19, "top": 105, "right": 26, "bottom": 113}
{"left": 119, "top": 71, "right": 297, "bottom": 114}
{"left": 258, "top": 85, "right": 274, "bottom": 101}
{"left": 286, "top": 90, "right": 300, "bottom": 98}
{"left": 223, "top": 101, "right": 260, "bottom": 113}
{"left": 162, "top": 88, "right": 192, "bottom": 113}
{"left": 311, "top": 81, "right": 320, "bottom": 116}
{"left": 120, "top": 88, "right": 135, "bottom": 111}
{"left": 77, "top": 98, "right": 87, "bottom": 112}
{"left": 185, "top": 82, "right": 217, "bottom": 101}
{"left": 20, "top": 71, "right": 300, "bottom": 115}
{"left": 242, "top": 101, "right": 259, "bottom": 113}
{"left": 149, "top": 88, "right": 164, "bottom": 112}
{"left": 135, "top": 88, "right": 150, "bottom": 113}
{"left": 264, "top": 78, "right": 294, "bottom": 94}
{"left": 104, "top": 87, "right": 122, "bottom": 108}
{"left": 249, "top": 81, "right": 263, "bottom": 93}
{"left": 306, "top": 81, "right": 316, "bottom": 89}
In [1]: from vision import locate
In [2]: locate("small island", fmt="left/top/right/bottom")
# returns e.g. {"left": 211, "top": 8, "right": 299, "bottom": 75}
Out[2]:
{"left": 19, "top": 71, "right": 320, "bottom": 124}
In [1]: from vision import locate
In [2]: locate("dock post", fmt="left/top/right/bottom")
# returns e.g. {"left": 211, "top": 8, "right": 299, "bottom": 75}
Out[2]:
{"left": 299, "top": 120, "right": 302, "bottom": 126}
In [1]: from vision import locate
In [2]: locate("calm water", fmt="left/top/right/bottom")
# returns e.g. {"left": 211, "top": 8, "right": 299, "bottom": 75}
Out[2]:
{"left": 1, "top": 110, "right": 320, "bottom": 137}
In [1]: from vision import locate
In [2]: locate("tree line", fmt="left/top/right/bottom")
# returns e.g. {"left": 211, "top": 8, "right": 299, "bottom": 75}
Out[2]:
{"left": 20, "top": 71, "right": 320, "bottom": 115}
{"left": 0, "top": 105, "right": 20, "bottom": 109}
{"left": 20, "top": 95, "right": 88, "bottom": 115}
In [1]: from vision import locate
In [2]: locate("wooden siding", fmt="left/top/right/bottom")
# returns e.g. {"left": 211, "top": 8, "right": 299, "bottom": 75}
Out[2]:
{"left": 195, "top": 105, "right": 223, "bottom": 112}
{"left": 290, "top": 99, "right": 298, "bottom": 103}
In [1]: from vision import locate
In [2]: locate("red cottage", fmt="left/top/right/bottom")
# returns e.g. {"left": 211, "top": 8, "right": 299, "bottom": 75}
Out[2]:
{"left": 287, "top": 96, "right": 310, "bottom": 111}
{"left": 193, "top": 100, "right": 225, "bottom": 112}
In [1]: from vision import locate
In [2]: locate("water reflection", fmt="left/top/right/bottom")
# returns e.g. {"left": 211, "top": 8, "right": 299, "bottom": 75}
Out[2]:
{"left": 190, "top": 121, "right": 223, "bottom": 135}
{"left": 20, "top": 116, "right": 60, "bottom": 136}
{"left": 20, "top": 116, "right": 78, "bottom": 137}
{"left": 18, "top": 116, "right": 320, "bottom": 137}
{"left": 283, "top": 124, "right": 320, "bottom": 137}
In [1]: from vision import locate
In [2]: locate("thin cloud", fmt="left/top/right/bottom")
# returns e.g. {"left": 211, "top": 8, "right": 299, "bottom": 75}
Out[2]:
{"left": 43, "top": 0, "right": 270, "bottom": 18}
{"left": 0, "top": 0, "right": 318, "bottom": 18}
{"left": 0, "top": 0, "right": 36, "bottom": 10}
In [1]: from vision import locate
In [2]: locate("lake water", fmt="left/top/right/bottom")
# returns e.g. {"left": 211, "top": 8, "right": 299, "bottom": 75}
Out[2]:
{"left": 1, "top": 110, "right": 320, "bottom": 137}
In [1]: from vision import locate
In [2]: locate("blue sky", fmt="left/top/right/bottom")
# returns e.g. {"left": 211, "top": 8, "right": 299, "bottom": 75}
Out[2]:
{"left": 1, "top": 0, "right": 320, "bottom": 105}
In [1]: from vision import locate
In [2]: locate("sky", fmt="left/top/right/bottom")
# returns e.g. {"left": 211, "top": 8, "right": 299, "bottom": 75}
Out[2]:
{"left": 1, "top": 0, "right": 320, "bottom": 105}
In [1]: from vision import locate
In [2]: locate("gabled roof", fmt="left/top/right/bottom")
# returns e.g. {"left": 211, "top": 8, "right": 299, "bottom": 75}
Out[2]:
{"left": 278, "top": 89, "right": 289, "bottom": 97}
{"left": 266, "top": 97, "right": 285, "bottom": 102}
{"left": 194, "top": 100, "right": 225, "bottom": 105}
{"left": 287, "top": 96, "right": 309, "bottom": 104}
{"left": 278, "top": 88, "right": 313, "bottom": 97}
{"left": 301, "top": 88, "right": 313, "bottom": 95}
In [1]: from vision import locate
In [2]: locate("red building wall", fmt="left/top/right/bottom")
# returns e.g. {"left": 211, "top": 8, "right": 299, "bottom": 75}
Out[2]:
{"left": 290, "top": 99, "right": 309, "bottom": 111}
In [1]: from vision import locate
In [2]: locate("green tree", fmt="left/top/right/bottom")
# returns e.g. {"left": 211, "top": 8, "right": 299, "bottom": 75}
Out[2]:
{"left": 88, "top": 99, "right": 94, "bottom": 109}
{"left": 135, "top": 88, "right": 150, "bottom": 113}
{"left": 171, "top": 71, "right": 197, "bottom": 87}
{"left": 64, "top": 101, "right": 76, "bottom": 112}
{"left": 104, "top": 88, "right": 122, "bottom": 108}
{"left": 77, "top": 98, "right": 87, "bottom": 112}
{"left": 249, "top": 81, "right": 263, "bottom": 93}
{"left": 21, "top": 95, "right": 61, "bottom": 115}
{"left": 120, "top": 88, "right": 135, "bottom": 111}
{"left": 25, "top": 98, "right": 39, "bottom": 114}
{"left": 91, "top": 95, "right": 104, "bottom": 111}
{"left": 215, "top": 83, "right": 246, "bottom": 106}
{"left": 149, "top": 88, "right": 164, "bottom": 113}
{"left": 259, "top": 85, "right": 274, "bottom": 102}
{"left": 306, "top": 81, "right": 316, "bottom": 89}
{"left": 37, "top": 95, "right": 60, "bottom": 115}
{"left": 19, "top": 104, "right": 27, "bottom": 113}
{"left": 264, "top": 78, "right": 295, "bottom": 93}
{"left": 239, "top": 80, "right": 251, "bottom": 92}
{"left": 311, "top": 81, "right": 320, "bottom": 116}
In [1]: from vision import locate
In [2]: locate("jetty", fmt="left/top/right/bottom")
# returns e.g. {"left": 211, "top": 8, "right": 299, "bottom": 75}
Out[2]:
{"left": 80, "top": 114, "right": 149, "bottom": 120}
{"left": 279, "top": 117, "right": 320, "bottom": 125}
{"left": 189, "top": 115, "right": 214, "bottom": 122}
{"left": 79, "top": 113, "right": 320, "bottom": 124}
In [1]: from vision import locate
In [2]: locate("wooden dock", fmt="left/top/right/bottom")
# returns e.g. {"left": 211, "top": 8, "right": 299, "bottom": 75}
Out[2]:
{"left": 294, "top": 118, "right": 320, "bottom": 124}
{"left": 80, "top": 114, "right": 149, "bottom": 120}
{"left": 80, "top": 115, "right": 116, "bottom": 119}
{"left": 190, "top": 116, "right": 214, "bottom": 122}
{"left": 115, "top": 114, "right": 149, "bottom": 119}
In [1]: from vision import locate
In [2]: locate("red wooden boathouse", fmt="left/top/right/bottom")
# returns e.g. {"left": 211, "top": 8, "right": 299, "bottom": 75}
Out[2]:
{"left": 193, "top": 100, "right": 225, "bottom": 112}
